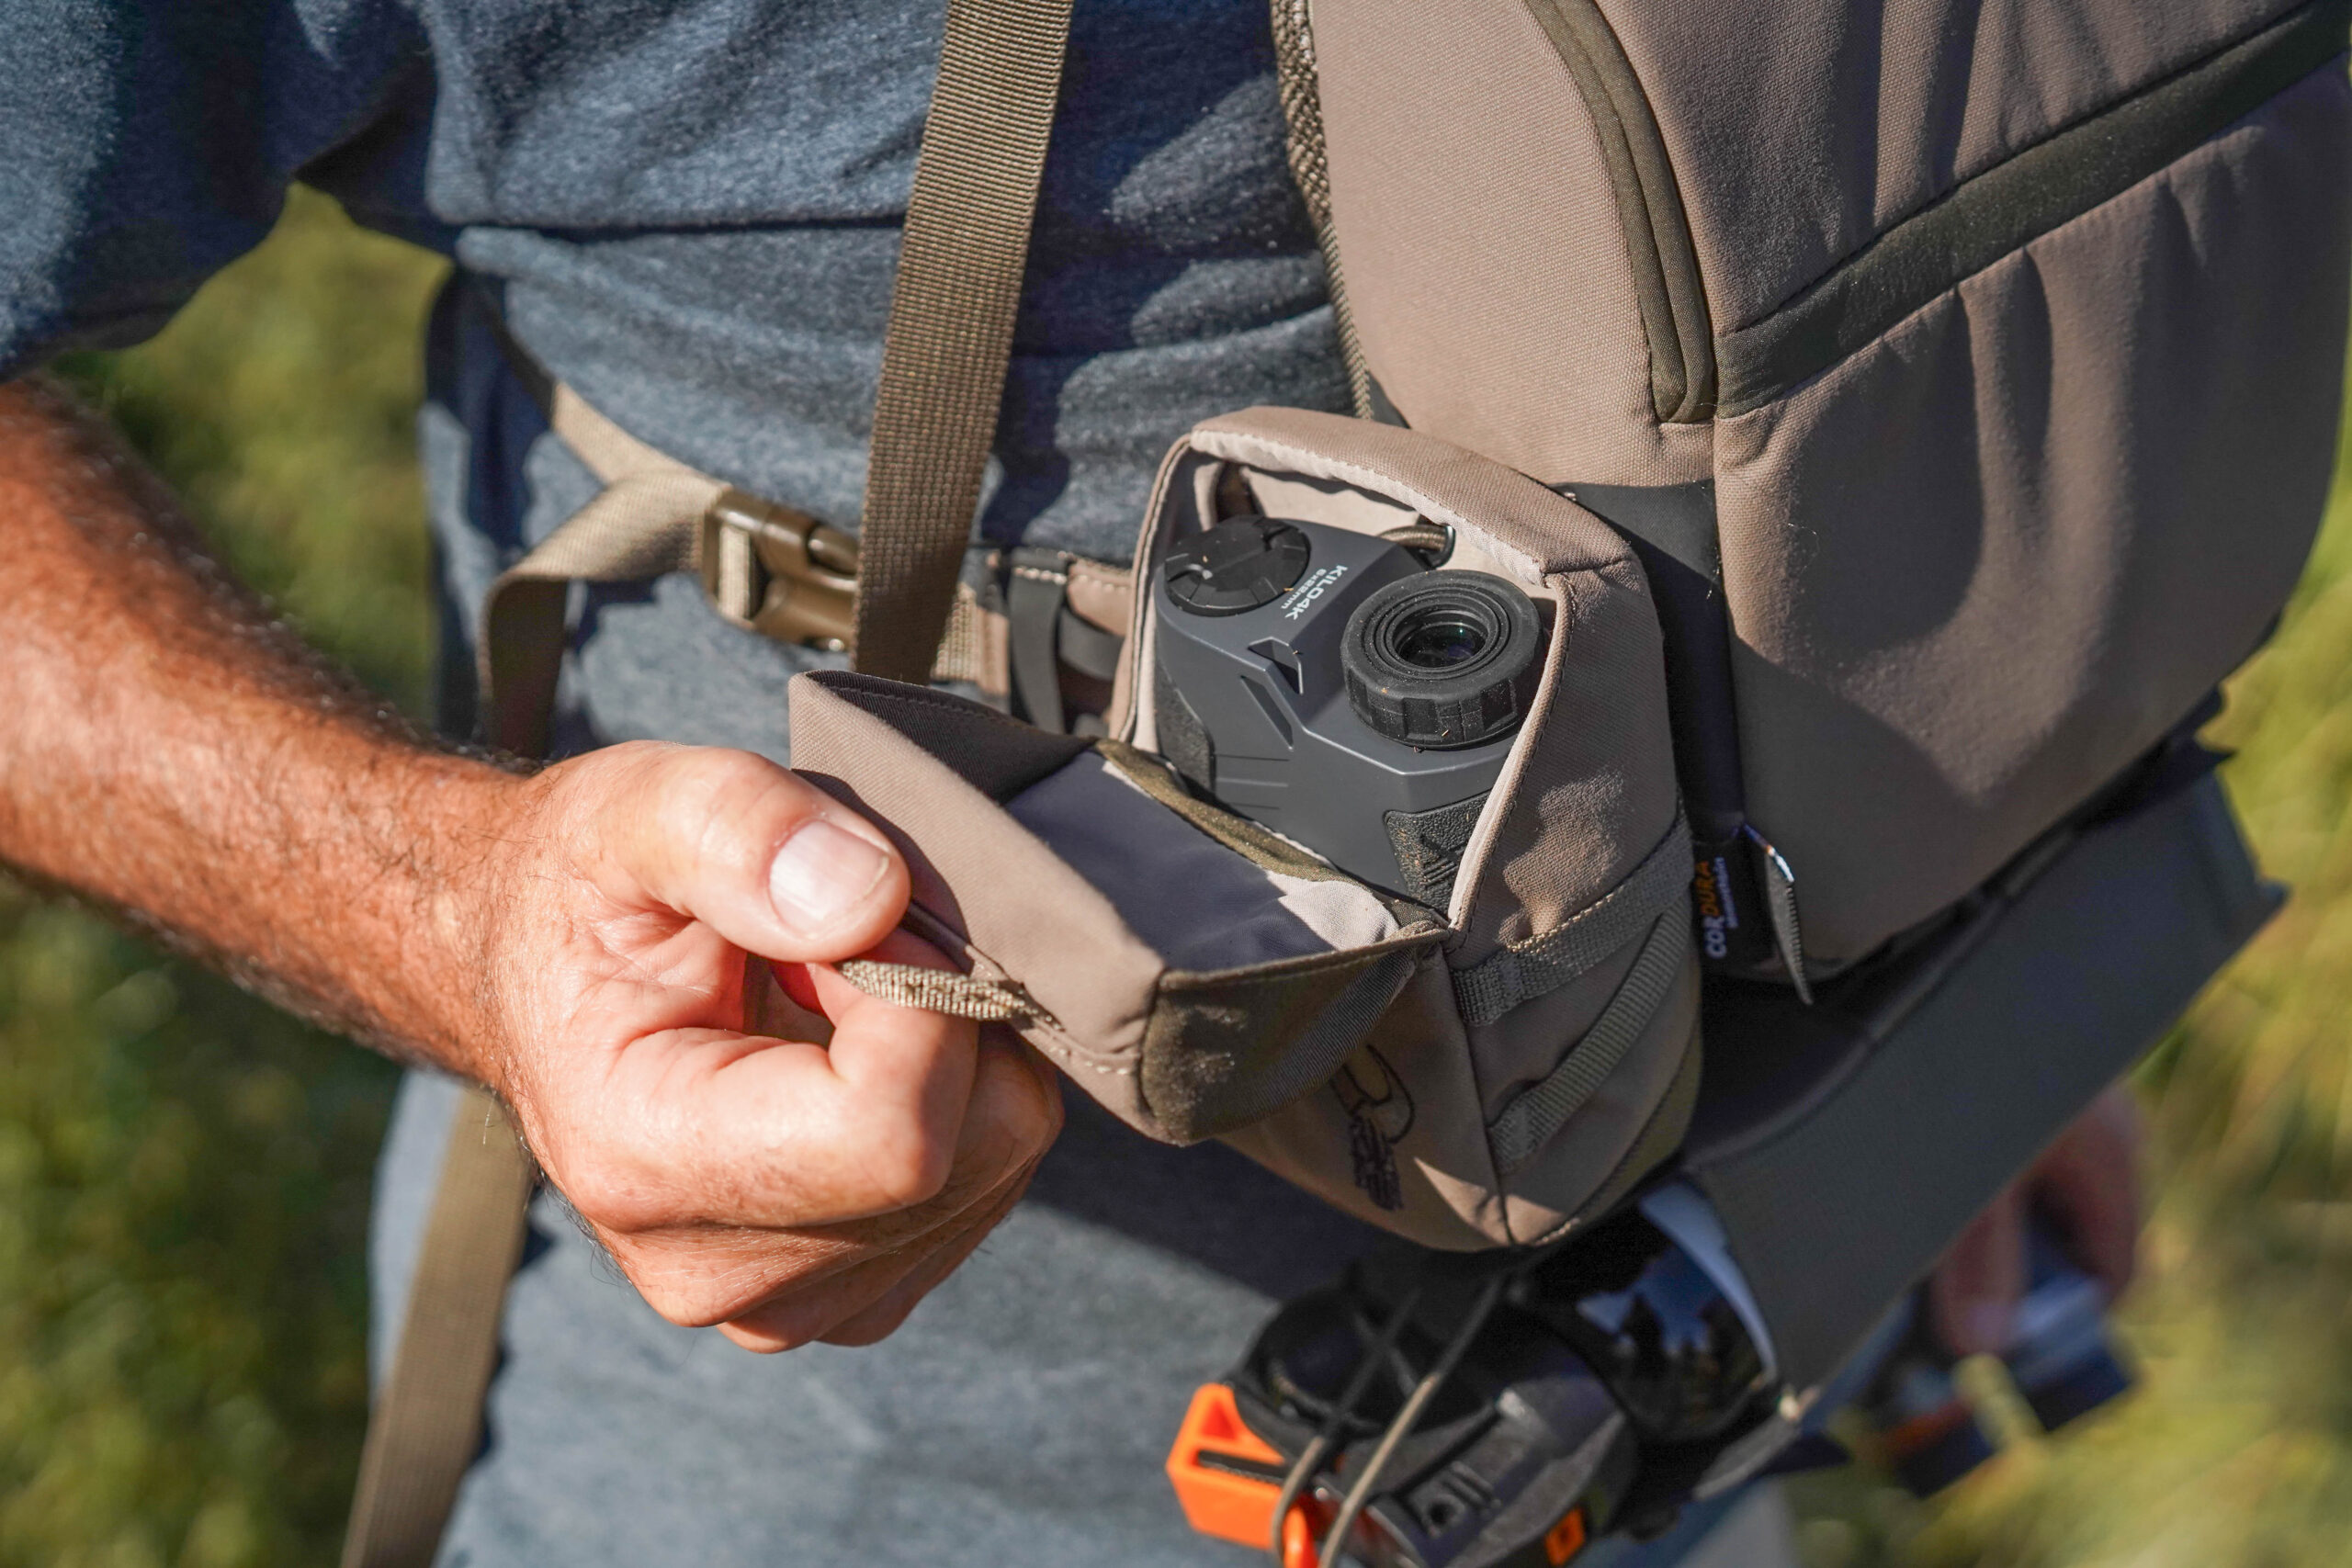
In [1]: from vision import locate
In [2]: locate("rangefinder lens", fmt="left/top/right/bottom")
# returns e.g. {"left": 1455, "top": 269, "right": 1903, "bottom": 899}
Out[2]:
{"left": 1396, "top": 614, "right": 1487, "bottom": 669}
{"left": 1342, "top": 572, "right": 1543, "bottom": 749}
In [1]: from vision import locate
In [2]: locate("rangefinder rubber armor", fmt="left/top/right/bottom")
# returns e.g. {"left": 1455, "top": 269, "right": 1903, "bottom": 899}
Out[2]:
{"left": 1153, "top": 514, "right": 1544, "bottom": 902}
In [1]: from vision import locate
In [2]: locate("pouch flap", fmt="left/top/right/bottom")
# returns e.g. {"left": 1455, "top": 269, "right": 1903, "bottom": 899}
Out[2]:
{"left": 788, "top": 671, "right": 1165, "bottom": 1099}
{"left": 791, "top": 671, "right": 1446, "bottom": 1144}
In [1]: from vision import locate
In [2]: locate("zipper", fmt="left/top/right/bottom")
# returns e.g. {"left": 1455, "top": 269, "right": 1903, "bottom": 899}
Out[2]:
{"left": 1521, "top": 0, "right": 1716, "bottom": 423}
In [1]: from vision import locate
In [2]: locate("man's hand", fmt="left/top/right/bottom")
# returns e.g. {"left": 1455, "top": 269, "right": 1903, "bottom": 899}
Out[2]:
{"left": 0, "top": 376, "right": 1058, "bottom": 1352}
{"left": 1928, "top": 1085, "right": 2142, "bottom": 1356}
{"left": 464, "top": 743, "right": 1061, "bottom": 1351}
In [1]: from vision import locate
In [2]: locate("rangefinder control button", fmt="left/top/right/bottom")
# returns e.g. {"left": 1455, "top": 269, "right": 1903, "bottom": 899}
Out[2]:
{"left": 1164, "top": 516, "right": 1312, "bottom": 615}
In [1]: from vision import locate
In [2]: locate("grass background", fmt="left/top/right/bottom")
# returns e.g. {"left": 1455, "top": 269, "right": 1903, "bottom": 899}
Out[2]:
{"left": 8, "top": 187, "right": 2352, "bottom": 1565}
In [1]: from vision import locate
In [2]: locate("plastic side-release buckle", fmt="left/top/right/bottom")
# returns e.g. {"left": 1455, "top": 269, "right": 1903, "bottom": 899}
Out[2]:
{"left": 699, "top": 488, "right": 859, "bottom": 650}
{"left": 1167, "top": 1383, "right": 1322, "bottom": 1561}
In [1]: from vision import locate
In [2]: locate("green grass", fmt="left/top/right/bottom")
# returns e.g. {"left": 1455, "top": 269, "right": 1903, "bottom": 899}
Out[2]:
{"left": 9, "top": 188, "right": 2352, "bottom": 1564}
{"left": 0, "top": 189, "right": 441, "bottom": 1567}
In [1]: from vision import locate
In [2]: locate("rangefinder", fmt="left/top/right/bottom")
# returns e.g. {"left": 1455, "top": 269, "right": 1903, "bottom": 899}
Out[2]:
{"left": 1151, "top": 514, "right": 1546, "bottom": 905}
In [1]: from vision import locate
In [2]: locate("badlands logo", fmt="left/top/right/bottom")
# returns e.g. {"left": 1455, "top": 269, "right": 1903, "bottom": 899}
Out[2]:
{"left": 1332, "top": 1046, "right": 1416, "bottom": 1212}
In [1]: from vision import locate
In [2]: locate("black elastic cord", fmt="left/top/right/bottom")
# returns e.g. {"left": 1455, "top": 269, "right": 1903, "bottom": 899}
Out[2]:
{"left": 1265, "top": 1285, "right": 1424, "bottom": 1568}
{"left": 1315, "top": 1274, "right": 1509, "bottom": 1568}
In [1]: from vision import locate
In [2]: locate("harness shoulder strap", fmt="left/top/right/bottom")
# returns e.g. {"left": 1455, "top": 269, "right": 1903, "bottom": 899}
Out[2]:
{"left": 852, "top": 0, "right": 1075, "bottom": 681}
{"left": 338, "top": 1087, "right": 533, "bottom": 1568}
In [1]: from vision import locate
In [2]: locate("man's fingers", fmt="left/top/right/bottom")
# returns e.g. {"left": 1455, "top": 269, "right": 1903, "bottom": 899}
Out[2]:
{"left": 600, "top": 1032, "right": 1061, "bottom": 1336}
{"left": 1928, "top": 1184, "right": 2027, "bottom": 1357}
{"left": 558, "top": 934, "right": 978, "bottom": 1233}
{"left": 582, "top": 1000, "right": 978, "bottom": 1230}
{"left": 2029, "top": 1085, "right": 2143, "bottom": 1301}
{"left": 583, "top": 742, "right": 910, "bottom": 963}
{"left": 718, "top": 1153, "right": 1039, "bottom": 1352}
{"left": 815, "top": 1153, "right": 1041, "bottom": 1348}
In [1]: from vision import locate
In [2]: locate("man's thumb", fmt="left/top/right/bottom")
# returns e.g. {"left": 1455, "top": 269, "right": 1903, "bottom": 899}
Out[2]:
{"left": 589, "top": 743, "right": 910, "bottom": 961}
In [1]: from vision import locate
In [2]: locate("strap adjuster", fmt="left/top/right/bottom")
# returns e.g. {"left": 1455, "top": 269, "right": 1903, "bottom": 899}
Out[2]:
{"left": 700, "top": 488, "right": 860, "bottom": 650}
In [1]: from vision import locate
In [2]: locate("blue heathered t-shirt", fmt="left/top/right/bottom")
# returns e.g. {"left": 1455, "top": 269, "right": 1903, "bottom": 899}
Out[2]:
{"left": 0, "top": 6, "right": 1751, "bottom": 1562}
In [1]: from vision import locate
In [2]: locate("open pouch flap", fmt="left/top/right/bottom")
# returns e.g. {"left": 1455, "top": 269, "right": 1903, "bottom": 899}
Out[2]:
{"left": 788, "top": 672, "right": 1452, "bottom": 1147}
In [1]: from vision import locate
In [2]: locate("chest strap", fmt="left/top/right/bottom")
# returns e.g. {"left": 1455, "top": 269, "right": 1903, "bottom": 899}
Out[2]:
{"left": 477, "top": 376, "right": 1136, "bottom": 753}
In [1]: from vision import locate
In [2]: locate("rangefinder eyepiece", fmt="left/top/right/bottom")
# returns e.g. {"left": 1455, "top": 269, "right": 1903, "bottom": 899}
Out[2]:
{"left": 1343, "top": 573, "right": 1544, "bottom": 749}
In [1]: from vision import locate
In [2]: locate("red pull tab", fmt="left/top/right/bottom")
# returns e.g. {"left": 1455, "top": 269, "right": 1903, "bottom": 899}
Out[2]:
{"left": 1281, "top": 1499, "right": 1326, "bottom": 1568}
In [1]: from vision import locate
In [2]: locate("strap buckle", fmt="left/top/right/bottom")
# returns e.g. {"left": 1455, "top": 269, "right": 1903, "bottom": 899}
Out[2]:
{"left": 700, "top": 488, "right": 860, "bottom": 650}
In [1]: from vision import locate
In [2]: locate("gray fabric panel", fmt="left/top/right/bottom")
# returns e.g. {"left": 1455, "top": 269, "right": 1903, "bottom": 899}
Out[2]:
{"left": 1714, "top": 67, "right": 2350, "bottom": 962}
{"left": 1453, "top": 814, "right": 1693, "bottom": 1027}
{"left": 1716, "top": 2, "right": 2352, "bottom": 414}
{"left": 1488, "top": 912, "right": 1690, "bottom": 1172}
{"left": 1690, "top": 774, "right": 2278, "bottom": 1391}
{"left": 1005, "top": 750, "right": 1398, "bottom": 972}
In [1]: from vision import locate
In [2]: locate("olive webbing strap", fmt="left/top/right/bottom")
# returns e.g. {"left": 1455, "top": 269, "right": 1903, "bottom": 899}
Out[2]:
{"left": 339, "top": 1085, "right": 535, "bottom": 1568}
{"left": 851, "top": 0, "right": 1075, "bottom": 682}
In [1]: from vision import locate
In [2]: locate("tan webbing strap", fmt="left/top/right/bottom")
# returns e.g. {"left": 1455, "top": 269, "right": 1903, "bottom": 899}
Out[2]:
{"left": 340, "top": 1084, "right": 536, "bottom": 1568}
{"left": 480, "top": 386, "right": 727, "bottom": 758}
{"left": 850, "top": 0, "right": 1075, "bottom": 682}
{"left": 478, "top": 378, "right": 1017, "bottom": 757}
{"left": 836, "top": 958, "right": 1058, "bottom": 1029}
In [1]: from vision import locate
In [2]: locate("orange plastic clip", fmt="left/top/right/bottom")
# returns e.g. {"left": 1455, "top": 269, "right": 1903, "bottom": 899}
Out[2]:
{"left": 1167, "top": 1383, "right": 1288, "bottom": 1548}
{"left": 1544, "top": 1505, "right": 1589, "bottom": 1564}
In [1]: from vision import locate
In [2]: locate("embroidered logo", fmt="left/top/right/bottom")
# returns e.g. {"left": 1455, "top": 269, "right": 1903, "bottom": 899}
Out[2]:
{"left": 1332, "top": 1047, "right": 1416, "bottom": 1212}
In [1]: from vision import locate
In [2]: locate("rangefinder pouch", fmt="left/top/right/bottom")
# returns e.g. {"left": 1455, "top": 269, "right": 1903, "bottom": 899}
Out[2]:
{"left": 792, "top": 406, "right": 1700, "bottom": 1249}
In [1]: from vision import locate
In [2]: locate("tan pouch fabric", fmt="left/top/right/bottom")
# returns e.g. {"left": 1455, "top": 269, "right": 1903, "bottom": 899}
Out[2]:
{"left": 797, "top": 409, "right": 1698, "bottom": 1249}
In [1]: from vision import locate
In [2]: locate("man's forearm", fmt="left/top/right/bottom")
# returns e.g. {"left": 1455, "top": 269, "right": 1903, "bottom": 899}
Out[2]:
{"left": 0, "top": 377, "right": 1066, "bottom": 1352}
{"left": 0, "top": 375, "right": 513, "bottom": 1070}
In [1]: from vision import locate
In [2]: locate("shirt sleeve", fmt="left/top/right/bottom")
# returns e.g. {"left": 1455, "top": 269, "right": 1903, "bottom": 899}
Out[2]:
{"left": 0, "top": 0, "right": 427, "bottom": 377}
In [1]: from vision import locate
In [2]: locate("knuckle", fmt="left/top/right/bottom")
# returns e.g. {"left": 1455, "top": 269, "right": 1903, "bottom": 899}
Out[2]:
{"left": 637, "top": 1277, "right": 740, "bottom": 1330}
{"left": 854, "top": 1111, "right": 953, "bottom": 1210}
{"left": 625, "top": 1271, "right": 705, "bottom": 1325}
{"left": 553, "top": 1158, "right": 670, "bottom": 1237}
{"left": 614, "top": 1245, "right": 779, "bottom": 1329}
